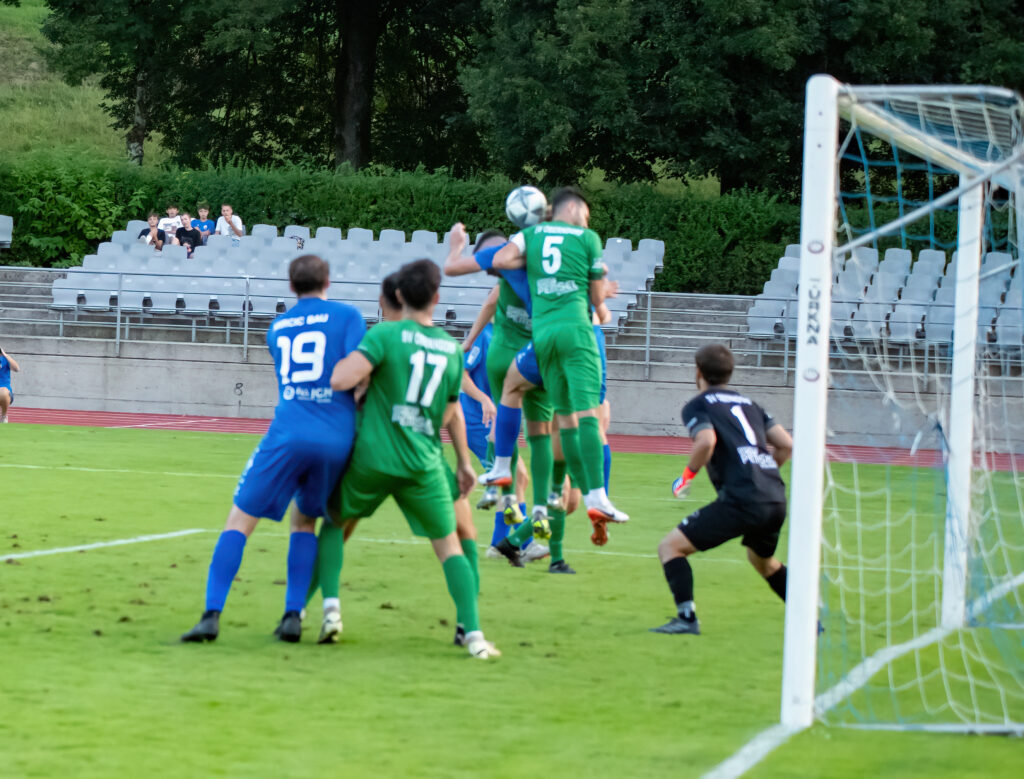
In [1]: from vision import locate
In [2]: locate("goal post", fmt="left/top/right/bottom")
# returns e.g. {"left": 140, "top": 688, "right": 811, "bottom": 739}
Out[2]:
{"left": 781, "top": 74, "right": 1024, "bottom": 733}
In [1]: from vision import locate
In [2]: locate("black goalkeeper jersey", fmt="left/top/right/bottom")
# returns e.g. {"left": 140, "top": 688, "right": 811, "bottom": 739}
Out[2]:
{"left": 681, "top": 387, "right": 786, "bottom": 505}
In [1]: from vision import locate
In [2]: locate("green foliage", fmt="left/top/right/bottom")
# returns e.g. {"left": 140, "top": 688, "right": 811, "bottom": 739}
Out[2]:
{"left": 0, "top": 154, "right": 797, "bottom": 293}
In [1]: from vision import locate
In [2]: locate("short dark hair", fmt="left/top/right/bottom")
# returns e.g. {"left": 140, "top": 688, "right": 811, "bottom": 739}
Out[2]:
{"left": 147, "top": 211, "right": 159, "bottom": 219}
{"left": 550, "top": 186, "right": 588, "bottom": 214}
{"left": 474, "top": 230, "right": 506, "bottom": 253}
{"left": 695, "top": 343, "right": 734, "bottom": 386}
{"left": 166, "top": 203, "right": 178, "bottom": 209}
{"left": 380, "top": 272, "right": 401, "bottom": 311}
{"left": 396, "top": 259, "right": 441, "bottom": 310}
{"left": 197, "top": 202, "right": 210, "bottom": 211}
{"left": 289, "top": 254, "right": 330, "bottom": 295}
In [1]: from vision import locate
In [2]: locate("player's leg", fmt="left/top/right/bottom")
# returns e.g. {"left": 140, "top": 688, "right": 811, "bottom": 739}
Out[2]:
{"left": 598, "top": 398, "right": 611, "bottom": 492}
{"left": 481, "top": 343, "right": 523, "bottom": 488}
{"left": 0, "top": 387, "right": 11, "bottom": 422}
{"left": 742, "top": 503, "right": 788, "bottom": 602}
{"left": 273, "top": 505, "right": 318, "bottom": 642}
{"left": 480, "top": 354, "right": 535, "bottom": 487}
{"left": 396, "top": 471, "right": 500, "bottom": 659}
{"left": 651, "top": 502, "right": 745, "bottom": 635}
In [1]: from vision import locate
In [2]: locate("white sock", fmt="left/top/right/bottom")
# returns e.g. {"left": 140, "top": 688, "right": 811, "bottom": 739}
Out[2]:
{"left": 493, "top": 455, "right": 512, "bottom": 473}
{"left": 323, "top": 597, "right": 340, "bottom": 614}
{"left": 585, "top": 487, "right": 609, "bottom": 504}
{"left": 465, "top": 629, "right": 484, "bottom": 644}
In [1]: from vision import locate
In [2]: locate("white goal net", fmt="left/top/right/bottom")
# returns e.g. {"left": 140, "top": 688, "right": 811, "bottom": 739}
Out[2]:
{"left": 782, "top": 76, "right": 1024, "bottom": 734}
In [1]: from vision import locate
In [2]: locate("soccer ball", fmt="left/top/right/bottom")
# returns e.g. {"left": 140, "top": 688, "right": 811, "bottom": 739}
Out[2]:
{"left": 504, "top": 186, "right": 547, "bottom": 229}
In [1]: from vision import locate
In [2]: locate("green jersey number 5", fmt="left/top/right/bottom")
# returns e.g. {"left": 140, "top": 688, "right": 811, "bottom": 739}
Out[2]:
{"left": 541, "top": 235, "right": 564, "bottom": 275}
{"left": 405, "top": 350, "right": 448, "bottom": 406}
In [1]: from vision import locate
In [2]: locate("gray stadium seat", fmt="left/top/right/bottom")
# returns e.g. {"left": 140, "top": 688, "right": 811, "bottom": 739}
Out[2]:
{"left": 916, "top": 249, "right": 947, "bottom": 275}
{"left": 378, "top": 229, "right": 406, "bottom": 247}
{"left": 830, "top": 302, "right": 856, "bottom": 339}
{"left": 126, "top": 219, "right": 148, "bottom": 236}
{"left": 83, "top": 254, "right": 118, "bottom": 272}
{"left": 207, "top": 235, "right": 232, "bottom": 252}
{"left": 880, "top": 248, "right": 912, "bottom": 276}
{"left": 301, "top": 237, "right": 328, "bottom": 255}
{"left": 784, "top": 244, "right": 800, "bottom": 258}
{"left": 887, "top": 304, "right": 927, "bottom": 344}
{"left": 0, "top": 214, "right": 12, "bottom": 248}
{"left": 900, "top": 277, "right": 937, "bottom": 303}
{"left": 271, "top": 236, "right": 300, "bottom": 255}
{"left": 637, "top": 238, "right": 665, "bottom": 265}
{"left": 979, "top": 276, "right": 1007, "bottom": 306}
{"left": 283, "top": 225, "right": 311, "bottom": 242}
{"left": 761, "top": 279, "right": 795, "bottom": 303}
{"left": 347, "top": 227, "right": 374, "bottom": 244}
{"left": 316, "top": 226, "right": 343, "bottom": 244}
{"left": 162, "top": 244, "right": 187, "bottom": 261}
{"left": 98, "top": 241, "right": 126, "bottom": 257}
{"left": 778, "top": 255, "right": 800, "bottom": 272}
{"left": 129, "top": 242, "right": 155, "bottom": 259}
{"left": 50, "top": 278, "right": 80, "bottom": 312}
{"left": 111, "top": 230, "right": 134, "bottom": 246}
{"left": 411, "top": 229, "right": 439, "bottom": 247}
{"left": 851, "top": 246, "right": 879, "bottom": 267}
{"left": 746, "top": 302, "right": 782, "bottom": 339}
{"left": 849, "top": 303, "right": 889, "bottom": 340}
{"left": 770, "top": 267, "right": 798, "bottom": 286}
{"left": 983, "top": 251, "right": 1014, "bottom": 273}
{"left": 117, "top": 275, "right": 147, "bottom": 314}
{"left": 864, "top": 274, "right": 901, "bottom": 303}
{"left": 251, "top": 224, "right": 278, "bottom": 241}
{"left": 834, "top": 270, "right": 866, "bottom": 301}
{"left": 209, "top": 279, "right": 246, "bottom": 318}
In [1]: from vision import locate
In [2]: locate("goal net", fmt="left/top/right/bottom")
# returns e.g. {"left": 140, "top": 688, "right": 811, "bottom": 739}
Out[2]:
{"left": 782, "top": 76, "right": 1024, "bottom": 734}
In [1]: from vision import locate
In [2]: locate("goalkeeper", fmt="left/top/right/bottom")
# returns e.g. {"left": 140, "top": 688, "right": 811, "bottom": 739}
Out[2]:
{"left": 651, "top": 343, "right": 793, "bottom": 635}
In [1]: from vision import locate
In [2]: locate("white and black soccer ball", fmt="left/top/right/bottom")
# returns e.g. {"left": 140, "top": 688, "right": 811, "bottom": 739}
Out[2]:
{"left": 504, "top": 186, "right": 547, "bottom": 229}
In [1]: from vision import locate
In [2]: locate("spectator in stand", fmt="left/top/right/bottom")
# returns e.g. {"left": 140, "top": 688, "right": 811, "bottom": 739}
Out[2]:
{"left": 216, "top": 204, "right": 245, "bottom": 246}
{"left": 0, "top": 344, "right": 20, "bottom": 424}
{"left": 174, "top": 211, "right": 203, "bottom": 258}
{"left": 193, "top": 204, "right": 215, "bottom": 245}
{"left": 138, "top": 212, "right": 166, "bottom": 250}
{"left": 158, "top": 203, "right": 183, "bottom": 237}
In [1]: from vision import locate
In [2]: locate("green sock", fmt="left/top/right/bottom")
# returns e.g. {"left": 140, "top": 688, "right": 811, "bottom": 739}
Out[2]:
{"left": 551, "top": 459, "right": 567, "bottom": 492}
{"left": 559, "top": 426, "right": 589, "bottom": 493}
{"left": 549, "top": 508, "right": 566, "bottom": 563}
{"left": 527, "top": 433, "right": 553, "bottom": 508}
{"left": 442, "top": 555, "right": 480, "bottom": 632}
{"left": 579, "top": 417, "right": 605, "bottom": 494}
{"left": 311, "top": 520, "right": 344, "bottom": 601}
{"left": 508, "top": 519, "right": 534, "bottom": 547}
{"left": 460, "top": 538, "right": 479, "bottom": 594}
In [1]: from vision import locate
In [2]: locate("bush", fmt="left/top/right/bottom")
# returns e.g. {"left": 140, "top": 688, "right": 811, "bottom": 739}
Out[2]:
{"left": 0, "top": 154, "right": 799, "bottom": 294}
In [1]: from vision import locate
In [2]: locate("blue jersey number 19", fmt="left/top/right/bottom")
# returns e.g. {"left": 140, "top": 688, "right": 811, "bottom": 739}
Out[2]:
{"left": 277, "top": 332, "right": 327, "bottom": 385}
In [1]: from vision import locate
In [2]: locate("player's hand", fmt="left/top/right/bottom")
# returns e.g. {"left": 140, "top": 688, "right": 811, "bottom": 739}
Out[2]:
{"left": 672, "top": 467, "right": 697, "bottom": 499}
{"left": 456, "top": 458, "right": 476, "bottom": 498}
{"left": 480, "top": 396, "right": 496, "bottom": 426}
{"left": 605, "top": 279, "right": 620, "bottom": 298}
{"left": 449, "top": 222, "right": 468, "bottom": 255}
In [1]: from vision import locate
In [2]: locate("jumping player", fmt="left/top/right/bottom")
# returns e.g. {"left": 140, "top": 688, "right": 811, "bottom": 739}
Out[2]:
{"left": 651, "top": 344, "right": 793, "bottom": 635}
{"left": 181, "top": 254, "right": 365, "bottom": 643}
{"left": 491, "top": 187, "right": 628, "bottom": 535}
{"left": 0, "top": 345, "right": 20, "bottom": 424}
{"left": 329, "top": 259, "right": 500, "bottom": 659}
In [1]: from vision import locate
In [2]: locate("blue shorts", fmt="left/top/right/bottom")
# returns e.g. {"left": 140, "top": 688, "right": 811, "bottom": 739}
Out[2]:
{"left": 515, "top": 342, "right": 544, "bottom": 388}
{"left": 460, "top": 396, "right": 492, "bottom": 468}
{"left": 234, "top": 438, "right": 351, "bottom": 521}
{"left": 593, "top": 325, "right": 608, "bottom": 404}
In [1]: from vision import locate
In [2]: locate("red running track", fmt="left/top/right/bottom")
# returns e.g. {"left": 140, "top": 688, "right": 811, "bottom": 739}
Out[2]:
{"left": 7, "top": 407, "right": 1023, "bottom": 470}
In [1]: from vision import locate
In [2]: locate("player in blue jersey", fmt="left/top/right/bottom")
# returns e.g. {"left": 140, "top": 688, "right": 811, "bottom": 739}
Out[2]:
{"left": 0, "top": 345, "right": 20, "bottom": 424}
{"left": 460, "top": 322, "right": 497, "bottom": 468}
{"left": 181, "top": 254, "right": 366, "bottom": 643}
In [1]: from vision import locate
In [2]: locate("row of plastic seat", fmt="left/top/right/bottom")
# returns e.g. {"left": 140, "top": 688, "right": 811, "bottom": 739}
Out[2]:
{"left": 0, "top": 214, "right": 11, "bottom": 248}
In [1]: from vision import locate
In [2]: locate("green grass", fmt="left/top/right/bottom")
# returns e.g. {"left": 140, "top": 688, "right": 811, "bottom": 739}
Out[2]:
{"left": 0, "top": 0, "right": 165, "bottom": 162}
{"left": 0, "top": 423, "right": 1021, "bottom": 778}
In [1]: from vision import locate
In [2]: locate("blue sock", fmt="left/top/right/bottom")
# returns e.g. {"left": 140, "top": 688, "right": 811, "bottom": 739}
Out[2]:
{"left": 285, "top": 531, "right": 318, "bottom": 613}
{"left": 491, "top": 511, "right": 506, "bottom": 546}
{"left": 495, "top": 404, "right": 522, "bottom": 458}
{"left": 205, "top": 529, "right": 247, "bottom": 612}
{"left": 603, "top": 443, "right": 612, "bottom": 492}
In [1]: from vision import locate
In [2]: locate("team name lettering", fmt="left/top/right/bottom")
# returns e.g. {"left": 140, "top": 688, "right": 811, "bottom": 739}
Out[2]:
{"left": 400, "top": 330, "right": 458, "bottom": 353}
{"left": 705, "top": 393, "right": 751, "bottom": 405}
{"left": 538, "top": 225, "right": 584, "bottom": 237}
{"left": 391, "top": 404, "right": 435, "bottom": 435}
{"left": 737, "top": 446, "right": 778, "bottom": 469}
{"left": 506, "top": 305, "right": 532, "bottom": 329}
{"left": 537, "top": 278, "right": 579, "bottom": 296}
{"left": 306, "top": 313, "right": 329, "bottom": 324}
{"left": 273, "top": 315, "right": 305, "bottom": 330}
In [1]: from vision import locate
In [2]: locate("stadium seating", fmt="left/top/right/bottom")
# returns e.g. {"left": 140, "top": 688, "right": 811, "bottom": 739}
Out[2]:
{"left": 0, "top": 214, "right": 13, "bottom": 250}
{"left": 48, "top": 222, "right": 664, "bottom": 334}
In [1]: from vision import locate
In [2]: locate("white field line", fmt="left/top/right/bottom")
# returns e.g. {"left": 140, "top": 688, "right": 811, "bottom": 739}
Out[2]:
{"left": 2, "top": 529, "right": 208, "bottom": 561}
{"left": 703, "top": 569, "right": 1024, "bottom": 779}
{"left": 0, "top": 463, "right": 236, "bottom": 479}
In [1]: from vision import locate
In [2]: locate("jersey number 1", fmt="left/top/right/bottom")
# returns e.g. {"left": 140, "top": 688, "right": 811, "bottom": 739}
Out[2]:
{"left": 276, "top": 331, "right": 326, "bottom": 385}
{"left": 406, "top": 350, "right": 447, "bottom": 406}
{"left": 730, "top": 405, "right": 758, "bottom": 446}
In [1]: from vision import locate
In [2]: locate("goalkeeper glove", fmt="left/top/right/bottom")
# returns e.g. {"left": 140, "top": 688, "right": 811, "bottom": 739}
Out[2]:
{"left": 672, "top": 467, "right": 697, "bottom": 499}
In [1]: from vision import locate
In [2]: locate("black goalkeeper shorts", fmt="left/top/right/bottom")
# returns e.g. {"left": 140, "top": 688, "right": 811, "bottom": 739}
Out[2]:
{"left": 677, "top": 499, "right": 787, "bottom": 559}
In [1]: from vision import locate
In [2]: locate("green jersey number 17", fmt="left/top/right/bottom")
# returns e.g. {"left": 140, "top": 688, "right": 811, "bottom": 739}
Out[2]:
{"left": 405, "top": 350, "right": 448, "bottom": 407}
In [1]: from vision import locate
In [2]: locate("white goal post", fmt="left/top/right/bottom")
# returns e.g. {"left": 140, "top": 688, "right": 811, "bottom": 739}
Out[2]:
{"left": 780, "top": 75, "right": 1024, "bottom": 731}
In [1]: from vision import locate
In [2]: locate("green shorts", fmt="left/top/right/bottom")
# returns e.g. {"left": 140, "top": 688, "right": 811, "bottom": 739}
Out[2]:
{"left": 443, "top": 460, "right": 459, "bottom": 501}
{"left": 338, "top": 454, "right": 456, "bottom": 540}
{"left": 534, "top": 324, "right": 602, "bottom": 416}
{"left": 487, "top": 337, "right": 553, "bottom": 423}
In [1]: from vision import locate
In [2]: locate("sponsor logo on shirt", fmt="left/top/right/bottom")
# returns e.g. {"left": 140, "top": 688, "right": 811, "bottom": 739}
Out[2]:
{"left": 537, "top": 278, "right": 579, "bottom": 296}
{"left": 283, "top": 386, "right": 334, "bottom": 403}
{"left": 506, "top": 305, "right": 531, "bottom": 329}
{"left": 737, "top": 446, "right": 778, "bottom": 470}
{"left": 401, "top": 329, "right": 457, "bottom": 353}
{"left": 391, "top": 404, "right": 435, "bottom": 435}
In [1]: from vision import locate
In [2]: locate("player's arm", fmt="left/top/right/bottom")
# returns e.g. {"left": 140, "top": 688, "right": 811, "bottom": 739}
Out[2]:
{"left": 492, "top": 238, "right": 525, "bottom": 270}
{"left": 330, "top": 351, "right": 374, "bottom": 391}
{"left": 673, "top": 428, "right": 716, "bottom": 498}
{"left": 766, "top": 423, "right": 793, "bottom": 467}
{"left": 462, "top": 284, "right": 499, "bottom": 351}
{"left": 444, "top": 401, "right": 476, "bottom": 497}
{"left": 444, "top": 222, "right": 484, "bottom": 276}
{"left": 1, "top": 348, "right": 19, "bottom": 372}
{"left": 461, "top": 370, "right": 496, "bottom": 425}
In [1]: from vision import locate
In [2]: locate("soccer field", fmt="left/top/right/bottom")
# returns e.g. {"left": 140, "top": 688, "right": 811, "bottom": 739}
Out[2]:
{"left": 1, "top": 424, "right": 1020, "bottom": 778}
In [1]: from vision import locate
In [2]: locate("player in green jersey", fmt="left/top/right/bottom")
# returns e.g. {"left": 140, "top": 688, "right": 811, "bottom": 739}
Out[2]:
{"left": 492, "top": 187, "right": 628, "bottom": 535}
{"left": 329, "top": 259, "right": 500, "bottom": 659}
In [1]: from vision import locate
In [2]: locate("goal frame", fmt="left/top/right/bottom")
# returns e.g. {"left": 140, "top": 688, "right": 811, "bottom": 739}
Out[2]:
{"left": 780, "top": 74, "right": 1024, "bottom": 729}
